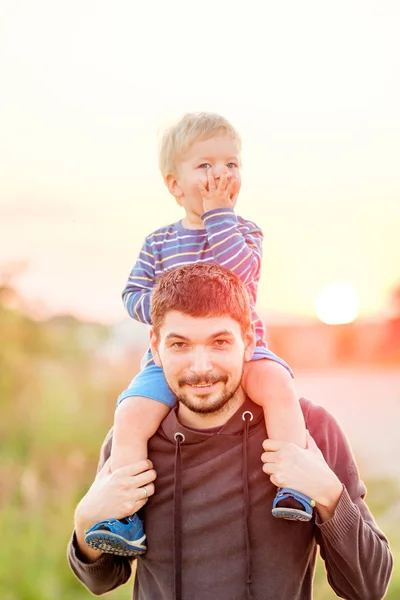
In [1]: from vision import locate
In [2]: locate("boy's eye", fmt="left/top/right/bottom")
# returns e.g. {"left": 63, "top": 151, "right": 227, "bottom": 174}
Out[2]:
{"left": 198, "top": 163, "right": 211, "bottom": 169}
{"left": 227, "top": 162, "right": 238, "bottom": 169}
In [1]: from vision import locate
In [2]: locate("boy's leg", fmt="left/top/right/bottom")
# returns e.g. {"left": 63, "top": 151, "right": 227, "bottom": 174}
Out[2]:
{"left": 111, "top": 396, "right": 170, "bottom": 471}
{"left": 243, "top": 359, "right": 306, "bottom": 448}
{"left": 85, "top": 365, "right": 176, "bottom": 555}
{"left": 242, "top": 358, "right": 314, "bottom": 522}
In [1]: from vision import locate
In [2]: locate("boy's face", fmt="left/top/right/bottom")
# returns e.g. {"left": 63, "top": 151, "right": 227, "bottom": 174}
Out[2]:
{"left": 166, "top": 135, "right": 241, "bottom": 228}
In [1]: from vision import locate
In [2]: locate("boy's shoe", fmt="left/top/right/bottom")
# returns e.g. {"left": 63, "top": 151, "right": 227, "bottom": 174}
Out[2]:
{"left": 272, "top": 487, "right": 315, "bottom": 522}
{"left": 84, "top": 513, "right": 146, "bottom": 556}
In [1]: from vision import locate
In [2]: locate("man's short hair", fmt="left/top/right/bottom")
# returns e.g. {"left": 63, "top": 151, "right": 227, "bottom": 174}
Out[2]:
{"left": 151, "top": 263, "right": 251, "bottom": 337}
{"left": 158, "top": 112, "right": 241, "bottom": 179}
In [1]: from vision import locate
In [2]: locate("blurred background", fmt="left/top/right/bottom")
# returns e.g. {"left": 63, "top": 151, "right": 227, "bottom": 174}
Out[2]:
{"left": 1, "top": 1, "right": 399, "bottom": 598}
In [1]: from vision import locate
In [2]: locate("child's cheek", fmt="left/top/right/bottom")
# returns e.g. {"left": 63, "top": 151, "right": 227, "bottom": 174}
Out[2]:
{"left": 229, "top": 177, "right": 240, "bottom": 195}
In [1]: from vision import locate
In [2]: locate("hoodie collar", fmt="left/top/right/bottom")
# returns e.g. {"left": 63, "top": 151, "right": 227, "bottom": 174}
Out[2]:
{"left": 160, "top": 396, "right": 264, "bottom": 444}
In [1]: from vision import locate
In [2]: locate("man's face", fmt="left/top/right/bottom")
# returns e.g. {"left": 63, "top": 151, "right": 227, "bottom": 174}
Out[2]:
{"left": 150, "top": 311, "right": 254, "bottom": 417}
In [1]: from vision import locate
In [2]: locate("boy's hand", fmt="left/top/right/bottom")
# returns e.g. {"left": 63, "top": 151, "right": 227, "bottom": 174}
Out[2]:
{"left": 197, "top": 168, "right": 240, "bottom": 213}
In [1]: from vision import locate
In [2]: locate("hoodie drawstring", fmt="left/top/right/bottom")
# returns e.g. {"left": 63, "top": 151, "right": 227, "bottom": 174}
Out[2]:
{"left": 242, "top": 410, "right": 254, "bottom": 600}
{"left": 173, "top": 432, "right": 185, "bottom": 600}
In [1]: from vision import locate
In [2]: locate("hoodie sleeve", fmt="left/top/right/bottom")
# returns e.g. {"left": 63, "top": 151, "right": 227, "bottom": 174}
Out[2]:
{"left": 66, "top": 429, "right": 135, "bottom": 595}
{"left": 304, "top": 401, "right": 393, "bottom": 600}
{"left": 67, "top": 532, "right": 133, "bottom": 596}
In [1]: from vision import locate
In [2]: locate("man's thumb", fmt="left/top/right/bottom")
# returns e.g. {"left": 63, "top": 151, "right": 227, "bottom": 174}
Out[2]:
{"left": 96, "top": 457, "right": 111, "bottom": 478}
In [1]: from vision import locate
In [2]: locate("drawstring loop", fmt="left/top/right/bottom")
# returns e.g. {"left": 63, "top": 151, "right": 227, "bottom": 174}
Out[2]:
{"left": 242, "top": 410, "right": 254, "bottom": 422}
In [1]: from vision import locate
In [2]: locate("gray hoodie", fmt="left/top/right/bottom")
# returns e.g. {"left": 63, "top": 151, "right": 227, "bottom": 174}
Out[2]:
{"left": 67, "top": 398, "right": 393, "bottom": 599}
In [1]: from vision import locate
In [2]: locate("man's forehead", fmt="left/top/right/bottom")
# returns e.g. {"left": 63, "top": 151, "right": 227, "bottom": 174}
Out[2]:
{"left": 159, "top": 311, "right": 241, "bottom": 337}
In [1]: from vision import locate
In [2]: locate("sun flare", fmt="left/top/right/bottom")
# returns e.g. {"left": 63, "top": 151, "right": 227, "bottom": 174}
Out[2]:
{"left": 315, "top": 283, "right": 359, "bottom": 325}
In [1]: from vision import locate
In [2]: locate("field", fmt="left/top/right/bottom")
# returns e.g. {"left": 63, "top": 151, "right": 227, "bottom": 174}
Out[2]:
{"left": 1, "top": 302, "right": 398, "bottom": 599}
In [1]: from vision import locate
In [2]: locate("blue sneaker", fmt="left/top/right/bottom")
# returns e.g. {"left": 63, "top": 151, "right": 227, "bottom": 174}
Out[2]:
{"left": 84, "top": 513, "right": 146, "bottom": 556}
{"left": 272, "top": 487, "right": 315, "bottom": 522}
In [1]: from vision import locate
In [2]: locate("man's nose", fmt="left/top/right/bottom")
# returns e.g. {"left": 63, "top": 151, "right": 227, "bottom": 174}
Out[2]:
{"left": 189, "top": 348, "right": 213, "bottom": 374}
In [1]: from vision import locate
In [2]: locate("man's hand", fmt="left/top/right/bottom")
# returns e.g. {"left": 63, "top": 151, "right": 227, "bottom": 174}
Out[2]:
{"left": 197, "top": 168, "right": 240, "bottom": 213}
{"left": 74, "top": 459, "right": 156, "bottom": 562}
{"left": 261, "top": 431, "right": 343, "bottom": 521}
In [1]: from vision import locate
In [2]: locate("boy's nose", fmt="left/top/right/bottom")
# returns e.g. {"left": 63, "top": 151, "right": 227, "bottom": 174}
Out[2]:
{"left": 212, "top": 166, "right": 225, "bottom": 180}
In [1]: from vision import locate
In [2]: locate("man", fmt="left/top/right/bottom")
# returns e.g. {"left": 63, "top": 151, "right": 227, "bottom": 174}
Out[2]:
{"left": 68, "top": 263, "right": 393, "bottom": 600}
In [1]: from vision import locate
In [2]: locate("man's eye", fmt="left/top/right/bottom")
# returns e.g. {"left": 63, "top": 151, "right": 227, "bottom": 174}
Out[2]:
{"left": 171, "top": 342, "right": 187, "bottom": 348}
{"left": 214, "top": 340, "right": 229, "bottom": 347}
{"left": 198, "top": 163, "right": 211, "bottom": 169}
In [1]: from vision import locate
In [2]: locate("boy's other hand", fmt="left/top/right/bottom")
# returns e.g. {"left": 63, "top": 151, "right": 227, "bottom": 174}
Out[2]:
{"left": 198, "top": 168, "right": 240, "bottom": 213}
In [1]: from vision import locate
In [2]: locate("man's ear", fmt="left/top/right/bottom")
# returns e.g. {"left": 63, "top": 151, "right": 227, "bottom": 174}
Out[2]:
{"left": 165, "top": 173, "right": 183, "bottom": 205}
{"left": 149, "top": 328, "right": 162, "bottom": 367}
{"left": 244, "top": 325, "right": 256, "bottom": 362}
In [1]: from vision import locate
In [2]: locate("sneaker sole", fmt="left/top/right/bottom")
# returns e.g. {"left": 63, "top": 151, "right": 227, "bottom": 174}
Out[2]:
{"left": 85, "top": 532, "right": 147, "bottom": 556}
{"left": 272, "top": 507, "right": 312, "bottom": 522}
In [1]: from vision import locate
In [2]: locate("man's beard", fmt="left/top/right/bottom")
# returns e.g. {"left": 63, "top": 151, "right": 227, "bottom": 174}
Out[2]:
{"left": 174, "top": 368, "right": 244, "bottom": 416}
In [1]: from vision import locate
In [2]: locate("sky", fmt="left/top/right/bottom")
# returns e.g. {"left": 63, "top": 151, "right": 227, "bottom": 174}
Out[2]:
{"left": 1, "top": 0, "right": 399, "bottom": 324}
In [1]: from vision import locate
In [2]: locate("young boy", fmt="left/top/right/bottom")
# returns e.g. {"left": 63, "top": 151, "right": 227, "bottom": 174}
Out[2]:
{"left": 84, "top": 112, "right": 313, "bottom": 557}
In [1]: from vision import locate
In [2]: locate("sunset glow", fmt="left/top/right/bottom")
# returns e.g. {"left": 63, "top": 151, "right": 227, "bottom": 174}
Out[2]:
{"left": 316, "top": 284, "right": 360, "bottom": 325}
{"left": 1, "top": 2, "right": 399, "bottom": 323}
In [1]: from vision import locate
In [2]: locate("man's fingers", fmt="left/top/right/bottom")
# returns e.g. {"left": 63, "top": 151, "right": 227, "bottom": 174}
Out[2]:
{"left": 262, "top": 439, "right": 284, "bottom": 452}
{"left": 133, "top": 481, "right": 156, "bottom": 513}
{"left": 113, "top": 459, "right": 154, "bottom": 478}
{"left": 131, "top": 468, "right": 157, "bottom": 489}
{"left": 261, "top": 449, "right": 279, "bottom": 462}
{"left": 135, "top": 481, "right": 155, "bottom": 502}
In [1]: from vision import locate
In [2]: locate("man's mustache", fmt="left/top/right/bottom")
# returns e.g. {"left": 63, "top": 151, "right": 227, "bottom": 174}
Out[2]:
{"left": 178, "top": 373, "right": 228, "bottom": 387}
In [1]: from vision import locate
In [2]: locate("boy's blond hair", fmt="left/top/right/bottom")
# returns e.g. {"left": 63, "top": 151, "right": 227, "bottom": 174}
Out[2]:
{"left": 158, "top": 112, "right": 241, "bottom": 179}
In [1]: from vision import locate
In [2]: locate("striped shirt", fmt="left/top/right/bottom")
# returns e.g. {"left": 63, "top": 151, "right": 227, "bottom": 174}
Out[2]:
{"left": 122, "top": 208, "right": 266, "bottom": 368}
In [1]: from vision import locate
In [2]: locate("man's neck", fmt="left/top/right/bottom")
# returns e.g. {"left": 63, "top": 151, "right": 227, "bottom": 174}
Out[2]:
{"left": 177, "top": 389, "right": 246, "bottom": 429}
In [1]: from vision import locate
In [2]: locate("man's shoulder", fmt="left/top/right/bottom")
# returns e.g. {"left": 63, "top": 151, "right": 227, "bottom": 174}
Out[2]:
{"left": 97, "top": 427, "right": 113, "bottom": 470}
{"left": 299, "top": 397, "right": 351, "bottom": 465}
{"left": 300, "top": 396, "right": 327, "bottom": 418}
{"left": 300, "top": 397, "right": 340, "bottom": 431}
